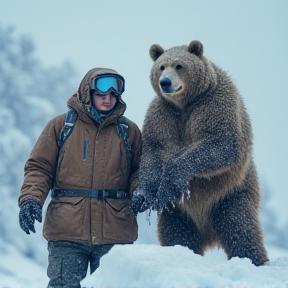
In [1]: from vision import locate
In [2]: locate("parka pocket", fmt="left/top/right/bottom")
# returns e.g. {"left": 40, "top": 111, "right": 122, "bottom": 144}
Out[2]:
{"left": 43, "top": 197, "right": 85, "bottom": 240}
{"left": 103, "top": 198, "right": 138, "bottom": 242}
{"left": 47, "top": 256, "right": 62, "bottom": 280}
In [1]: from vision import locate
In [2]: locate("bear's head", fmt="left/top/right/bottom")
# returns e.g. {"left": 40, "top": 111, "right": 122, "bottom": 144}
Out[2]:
{"left": 149, "top": 40, "right": 217, "bottom": 108}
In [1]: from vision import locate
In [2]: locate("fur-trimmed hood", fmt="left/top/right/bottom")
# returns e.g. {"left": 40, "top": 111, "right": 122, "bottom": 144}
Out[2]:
{"left": 67, "top": 68, "right": 127, "bottom": 125}
{"left": 77, "top": 67, "right": 124, "bottom": 106}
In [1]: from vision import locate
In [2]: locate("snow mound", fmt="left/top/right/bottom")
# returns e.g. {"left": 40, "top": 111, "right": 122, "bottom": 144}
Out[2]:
{"left": 81, "top": 244, "right": 288, "bottom": 288}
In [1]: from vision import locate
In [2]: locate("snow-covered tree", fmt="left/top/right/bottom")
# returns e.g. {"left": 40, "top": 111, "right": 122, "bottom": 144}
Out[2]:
{"left": 0, "top": 25, "right": 78, "bottom": 265}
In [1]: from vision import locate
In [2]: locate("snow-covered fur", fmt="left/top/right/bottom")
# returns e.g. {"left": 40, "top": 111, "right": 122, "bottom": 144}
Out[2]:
{"left": 138, "top": 40, "right": 268, "bottom": 266}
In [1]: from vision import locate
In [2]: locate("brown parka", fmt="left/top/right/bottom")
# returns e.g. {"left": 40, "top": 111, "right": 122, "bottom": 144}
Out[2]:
{"left": 19, "top": 68, "right": 142, "bottom": 245}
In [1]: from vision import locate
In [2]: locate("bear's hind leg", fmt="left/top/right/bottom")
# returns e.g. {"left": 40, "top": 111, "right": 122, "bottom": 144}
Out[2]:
{"left": 157, "top": 205, "right": 204, "bottom": 255}
{"left": 212, "top": 189, "right": 268, "bottom": 266}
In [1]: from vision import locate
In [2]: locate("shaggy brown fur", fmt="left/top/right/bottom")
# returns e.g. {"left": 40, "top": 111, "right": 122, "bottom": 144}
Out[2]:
{"left": 137, "top": 40, "right": 268, "bottom": 266}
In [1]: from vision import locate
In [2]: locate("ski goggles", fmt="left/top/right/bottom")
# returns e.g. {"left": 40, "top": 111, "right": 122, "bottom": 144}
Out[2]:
{"left": 91, "top": 75, "right": 125, "bottom": 96}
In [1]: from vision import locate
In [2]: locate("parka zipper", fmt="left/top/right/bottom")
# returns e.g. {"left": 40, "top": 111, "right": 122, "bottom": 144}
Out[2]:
{"left": 91, "top": 129, "right": 101, "bottom": 188}
{"left": 90, "top": 128, "right": 101, "bottom": 242}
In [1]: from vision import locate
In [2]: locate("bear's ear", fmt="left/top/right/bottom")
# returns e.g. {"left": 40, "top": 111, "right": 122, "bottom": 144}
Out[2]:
{"left": 188, "top": 40, "right": 204, "bottom": 57}
{"left": 149, "top": 44, "right": 165, "bottom": 62}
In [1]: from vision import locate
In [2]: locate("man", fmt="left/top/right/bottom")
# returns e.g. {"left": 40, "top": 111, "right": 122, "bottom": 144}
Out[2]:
{"left": 18, "top": 68, "right": 142, "bottom": 288}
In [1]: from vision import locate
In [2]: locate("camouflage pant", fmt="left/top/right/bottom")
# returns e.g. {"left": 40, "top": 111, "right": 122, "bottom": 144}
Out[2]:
{"left": 47, "top": 240, "right": 113, "bottom": 288}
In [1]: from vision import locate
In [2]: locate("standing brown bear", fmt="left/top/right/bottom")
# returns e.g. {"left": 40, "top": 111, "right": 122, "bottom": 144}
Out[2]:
{"left": 132, "top": 40, "right": 268, "bottom": 266}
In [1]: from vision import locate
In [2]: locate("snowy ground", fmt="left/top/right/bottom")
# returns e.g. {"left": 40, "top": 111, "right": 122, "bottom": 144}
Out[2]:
{"left": 0, "top": 238, "right": 48, "bottom": 288}
{"left": 1, "top": 240, "right": 288, "bottom": 288}
{"left": 82, "top": 244, "right": 288, "bottom": 288}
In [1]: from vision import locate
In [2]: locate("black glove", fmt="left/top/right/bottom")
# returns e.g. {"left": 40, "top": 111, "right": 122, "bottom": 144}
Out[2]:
{"left": 131, "top": 187, "right": 156, "bottom": 215}
{"left": 19, "top": 199, "right": 42, "bottom": 234}
{"left": 131, "top": 193, "right": 145, "bottom": 215}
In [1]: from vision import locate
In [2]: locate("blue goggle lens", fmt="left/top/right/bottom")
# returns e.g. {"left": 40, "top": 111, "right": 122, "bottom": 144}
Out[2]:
{"left": 92, "top": 76, "right": 124, "bottom": 96}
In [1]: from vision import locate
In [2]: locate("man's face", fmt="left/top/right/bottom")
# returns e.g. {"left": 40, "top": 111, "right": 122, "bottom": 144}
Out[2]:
{"left": 91, "top": 91, "right": 117, "bottom": 112}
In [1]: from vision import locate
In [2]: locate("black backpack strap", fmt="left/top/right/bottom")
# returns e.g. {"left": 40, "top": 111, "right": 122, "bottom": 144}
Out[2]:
{"left": 52, "top": 109, "right": 77, "bottom": 189}
{"left": 117, "top": 116, "right": 132, "bottom": 156}
{"left": 117, "top": 116, "right": 133, "bottom": 188}
{"left": 58, "top": 108, "right": 78, "bottom": 149}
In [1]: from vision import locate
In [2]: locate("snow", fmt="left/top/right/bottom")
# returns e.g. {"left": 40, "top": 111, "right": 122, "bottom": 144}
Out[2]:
{"left": 1, "top": 240, "right": 288, "bottom": 288}
{"left": 0, "top": 238, "right": 48, "bottom": 288}
{"left": 81, "top": 244, "right": 288, "bottom": 288}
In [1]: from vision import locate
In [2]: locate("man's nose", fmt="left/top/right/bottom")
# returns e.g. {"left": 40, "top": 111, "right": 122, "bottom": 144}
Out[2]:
{"left": 104, "top": 92, "right": 112, "bottom": 101}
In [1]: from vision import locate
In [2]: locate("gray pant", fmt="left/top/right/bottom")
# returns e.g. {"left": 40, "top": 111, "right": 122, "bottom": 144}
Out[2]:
{"left": 47, "top": 240, "right": 113, "bottom": 288}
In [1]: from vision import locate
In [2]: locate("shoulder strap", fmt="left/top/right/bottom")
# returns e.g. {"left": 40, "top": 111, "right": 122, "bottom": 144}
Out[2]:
{"left": 58, "top": 108, "right": 78, "bottom": 149}
{"left": 53, "top": 109, "right": 77, "bottom": 189}
{"left": 117, "top": 116, "right": 132, "bottom": 155}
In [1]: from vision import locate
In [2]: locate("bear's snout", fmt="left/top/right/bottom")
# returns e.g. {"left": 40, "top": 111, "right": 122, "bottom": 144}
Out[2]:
{"left": 160, "top": 76, "right": 172, "bottom": 93}
{"left": 160, "top": 76, "right": 183, "bottom": 95}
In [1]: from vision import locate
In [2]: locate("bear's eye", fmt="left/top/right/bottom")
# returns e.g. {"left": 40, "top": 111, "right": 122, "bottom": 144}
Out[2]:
{"left": 160, "top": 65, "right": 165, "bottom": 71}
{"left": 176, "top": 64, "right": 183, "bottom": 70}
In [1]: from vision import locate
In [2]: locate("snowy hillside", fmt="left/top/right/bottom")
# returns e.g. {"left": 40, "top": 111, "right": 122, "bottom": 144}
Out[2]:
{"left": 1, "top": 241, "right": 288, "bottom": 288}
{"left": 82, "top": 244, "right": 288, "bottom": 288}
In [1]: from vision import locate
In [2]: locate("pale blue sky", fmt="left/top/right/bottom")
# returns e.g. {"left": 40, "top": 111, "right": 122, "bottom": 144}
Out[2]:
{"left": 0, "top": 0, "right": 287, "bottom": 225}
